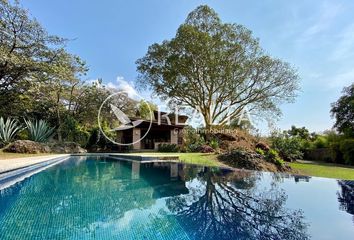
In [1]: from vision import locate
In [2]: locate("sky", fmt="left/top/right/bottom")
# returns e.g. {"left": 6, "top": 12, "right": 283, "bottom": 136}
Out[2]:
{"left": 21, "top": 0, "right": 354, "bottom": 134}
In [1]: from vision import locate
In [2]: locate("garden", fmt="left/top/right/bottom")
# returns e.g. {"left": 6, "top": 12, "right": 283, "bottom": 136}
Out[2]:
{"left": 1, "top": 1, "right": 354, "bottom": 180}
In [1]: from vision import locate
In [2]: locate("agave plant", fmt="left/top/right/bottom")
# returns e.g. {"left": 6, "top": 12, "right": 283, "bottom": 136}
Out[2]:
{"left": 0, "top": 117, "right": 22, "bottom": 144}
{"left": 25, "top": 119, "right": 55, "bottom": 143}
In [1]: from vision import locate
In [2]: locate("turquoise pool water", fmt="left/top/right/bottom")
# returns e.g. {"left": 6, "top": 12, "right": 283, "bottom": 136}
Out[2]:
{"left": 0, "top": 156, "right": 353, "bottom": 239}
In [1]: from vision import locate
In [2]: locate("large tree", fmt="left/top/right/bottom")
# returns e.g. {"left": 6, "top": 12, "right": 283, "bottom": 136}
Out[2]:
{"left": 0, "top": 0, "right": 86, "bottom": 118}
{"left": 137, "top": 5, "right": 299, "bottom": 129}
{"left": 331, "top": 83, "right": 354, "bottom": 137}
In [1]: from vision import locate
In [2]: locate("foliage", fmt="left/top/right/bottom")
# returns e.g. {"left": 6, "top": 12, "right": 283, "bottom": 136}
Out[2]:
{"left": 0, "top": 117, "right": 22, "bottom": 144}
{"left": 287, "top": 126, "right": 312, "bottom": 140}
{"left": 340, "top": 139, "right": 354, "bottom": 165}
{"left": 218, "top": 148, "right": 285, "bottom": 171}
{"left": 265, "top": 149, "right": 284, "bottom": 166}
{"left": 331, "top": 83, "right": 354, "bottom": 137}
{"left": 0, "top": 0, "right": 87, "bottom": 119}
{"left": 136, "top": 5, "right": 299, "bottom": 129}
{"left": 270, "top": 131, "right": 303, "bottom": 161}
{"left": 86, "top": 121, "right": 116, "bottom": 150}
{"left": 255, "top": 148, "right": 265, "bottom": 155}
{"left": 182, "top": 126, "right": 206, "bottom": 152}
{"left": 24, "top": 119, "right": 55, "bottom": 143}
{"left": 157, "top": 143, "right": 179, "bottom": 152}
{"left": 209, "top": 138, "right": 219, "bottom": 149}
{"left": 61, "top": 115, "right": 90, "bottom": 146}
{"left": 0, "top": 1, "right": 122, "bottom": 146}
{"left": 230, "top": 118, "right": 254, "bottom": 132}
{"left": 137, "top": 100, "right": 157, "bottom": 120}
{"left": 313, "top": 135, "right": 328, "bottom": 148}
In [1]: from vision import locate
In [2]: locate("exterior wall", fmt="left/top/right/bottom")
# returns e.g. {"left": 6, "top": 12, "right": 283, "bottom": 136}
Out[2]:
{"left": 170, "top": 129, "right": 178, "bottom": 145}
{"left": 132, "top": 128, "right": 141, "bottom": 150}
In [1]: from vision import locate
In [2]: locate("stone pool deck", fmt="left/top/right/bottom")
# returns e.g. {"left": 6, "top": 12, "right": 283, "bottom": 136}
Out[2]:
{"left": 0, "top": 154, "right": 69, "bottom": 174}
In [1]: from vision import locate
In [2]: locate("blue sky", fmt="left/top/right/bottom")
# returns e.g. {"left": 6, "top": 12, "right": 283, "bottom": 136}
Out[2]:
{"left": 22, "top": 0, "right": 354, "bottom": 133}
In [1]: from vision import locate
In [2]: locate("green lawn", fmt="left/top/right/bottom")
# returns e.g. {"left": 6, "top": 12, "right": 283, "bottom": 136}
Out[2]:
{"left": 290, "top": 161, "right": 354, "bottom": 180}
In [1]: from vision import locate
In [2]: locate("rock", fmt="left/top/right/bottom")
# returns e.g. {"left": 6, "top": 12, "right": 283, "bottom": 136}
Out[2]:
{"left": 255, "top": 142, "right": 270, "bottom": 152}
{"left": 49, "top": 142, "right": 87, "bottom": 153}
{"left": 4, "top": 140, "right": 50, "bottom": 154}
{"left": 3, "top": 140, "right": 87, "bottom": 154}
{"left": 198, "top": 145, "right": 214, "bottom": 153}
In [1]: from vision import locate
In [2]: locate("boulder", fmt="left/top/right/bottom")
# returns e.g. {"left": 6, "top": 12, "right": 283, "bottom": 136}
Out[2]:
{"left": 198, "top": 145, "right": 214, "bottom": 153}
{"left": 49, "top": 142, "right": 87, "bottom": 154}
{"left": 255, "top": 142, "right": 270, "bottom": 152}
{"left": 4, "top": 140, "right": 50, "bottom": 154}
{"left": 3, "top": 140, "right": 87, "bottom": 154}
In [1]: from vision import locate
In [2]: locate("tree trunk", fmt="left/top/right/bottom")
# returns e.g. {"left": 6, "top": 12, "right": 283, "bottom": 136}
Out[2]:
{"left": 56, "top": 90, "right": 62, "bottom": 142}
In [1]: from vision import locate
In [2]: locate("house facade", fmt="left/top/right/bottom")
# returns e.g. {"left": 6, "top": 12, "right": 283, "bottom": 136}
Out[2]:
{"left": 116, "top": 111, "right": 188, "bottom": 150}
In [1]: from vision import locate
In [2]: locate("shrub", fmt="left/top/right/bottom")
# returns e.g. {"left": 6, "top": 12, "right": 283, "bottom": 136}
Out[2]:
{"left": 25, "top": 119, "right": 55, "bottom": 143}
{"left": 209, "top": 138, "right": 219, "bottom": 149}
{"left": 86, "top": 125, "right": 116, "bottom": 150}
{"left": 265, "top": 149, "right": 284, "bottom": 166}
{"left": 255, "top": 148, "right": 265, "bottom": 156}
{"left": 328, "top": 141, "right": 344, "bottom": 164}
{"left": 158, "top": 143, "right": 179, "bottom": 152}
{"left": 313, "top": 136, "right": 328, "bottom": 148}
{"left": 0, "top": 117, "right": 22, "bottom": 144}
{"left": 271, "top": 132, "right": 303, "bottom": 161}
{"left": 61, "top": 115, "right": 90, "bottom": 146}
{"left": 183, "top": 126, "right": 205, "bottom": 152}
{"left": 340, "top": 139, "right": 354, "bottom": 165}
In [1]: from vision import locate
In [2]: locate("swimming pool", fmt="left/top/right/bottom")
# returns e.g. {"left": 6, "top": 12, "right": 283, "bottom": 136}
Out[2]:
{"left": 0, "top": 156, "right": 353, "bottom": 239}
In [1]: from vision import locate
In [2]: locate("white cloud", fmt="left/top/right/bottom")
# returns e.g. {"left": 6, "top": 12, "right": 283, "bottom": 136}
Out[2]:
{"left": 301, "top": 1, "right": 342, "bottom": 41}
{"left": 330, "top": 23, "right": 354, "bottom": 61}
{"left": 106, "top": 76, "right": 138, "bottom": 98}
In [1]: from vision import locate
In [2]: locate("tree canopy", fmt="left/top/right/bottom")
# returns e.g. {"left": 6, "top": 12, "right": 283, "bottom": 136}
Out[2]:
{"left": 0, "top": 0, "right": 125, "bottom": 146}
{"left": 331, "top": 83, "right": 354, "bottom": 137}
{"left": 136, "top": 5, "right": 299, "bottom": 129}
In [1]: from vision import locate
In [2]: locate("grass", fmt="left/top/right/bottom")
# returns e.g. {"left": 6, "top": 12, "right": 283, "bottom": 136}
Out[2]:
{"left": 290, "top": 161, "right": 354, "bottom": 180}
{"left": 178, "top": 153, "right": 222, "bottom": 166}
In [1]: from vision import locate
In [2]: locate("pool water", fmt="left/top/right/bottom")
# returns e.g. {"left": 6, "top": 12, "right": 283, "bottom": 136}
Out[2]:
{"left": 0, "top": 156, "right": 353, "bottom": 239}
